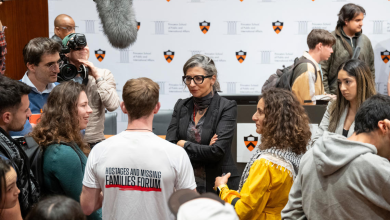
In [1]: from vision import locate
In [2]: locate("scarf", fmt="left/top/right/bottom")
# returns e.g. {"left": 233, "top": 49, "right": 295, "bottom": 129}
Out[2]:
{"left": 237, "top": 146, "right": 302, "bottom": 193}
{"left": 193, "top": 92, "right": 213, "bottom": 112}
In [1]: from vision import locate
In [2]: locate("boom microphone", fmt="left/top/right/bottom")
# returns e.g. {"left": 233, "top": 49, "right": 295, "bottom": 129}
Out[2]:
{"left": 93, "top": 0, "right": 138, "bottom": 49}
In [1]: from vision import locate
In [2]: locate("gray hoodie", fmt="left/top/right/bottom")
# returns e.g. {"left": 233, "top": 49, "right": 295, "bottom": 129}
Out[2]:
{"left": 282, "top": 131, "right": 390, "bottom": 220}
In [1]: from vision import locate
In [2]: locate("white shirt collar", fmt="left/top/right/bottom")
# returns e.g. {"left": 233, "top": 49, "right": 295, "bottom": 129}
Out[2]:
{"left": 21, "top": 71, "right": 56, "bottom": 94}
{"left": 302, "top": 51, "right": 320, "bottom": 72}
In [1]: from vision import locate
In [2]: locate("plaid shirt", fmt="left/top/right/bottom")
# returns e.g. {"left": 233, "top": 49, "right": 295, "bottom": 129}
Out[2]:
{"left": 0, "top": 26, "right": 7, "bottom": 75}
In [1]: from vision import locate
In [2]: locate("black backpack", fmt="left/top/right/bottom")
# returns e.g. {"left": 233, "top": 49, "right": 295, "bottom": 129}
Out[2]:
{"left": 261, "top": 57, "right": 317, "bottom": 93}
{"left": 0, "top": 137, "right": 40, "bottom": 216}
{"left": 16, "top": 137, "right": 82, "bottom": 196}
{"left": 20, "top": 136, "right": 45, "bottom": 191}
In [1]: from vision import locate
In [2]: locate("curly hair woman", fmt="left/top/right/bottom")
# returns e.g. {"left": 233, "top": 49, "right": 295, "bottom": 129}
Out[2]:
{"left": 213, "top": 88, "right": 311, "bottom": 220}
{"left": 29, "top": 81, "right": 101, "bottom": 220}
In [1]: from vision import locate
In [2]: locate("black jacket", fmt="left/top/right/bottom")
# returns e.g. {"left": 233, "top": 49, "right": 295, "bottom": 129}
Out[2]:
{"left": 166, "top": 93, "right": 240, "bottom": 192}
{"left": 0, "top": 127, "right": 39, "bottom": 217}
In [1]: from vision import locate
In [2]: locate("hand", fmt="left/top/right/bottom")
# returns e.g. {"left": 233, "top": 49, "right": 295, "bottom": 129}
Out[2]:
{"left": 325, "top": 94, "right": 336, "bottom": 100}
{"left": 177, "top": 140, "right": 186, "bottom": 148}
{"left": 209, "top": 134, "right": 218, "bottom": 145}
{"left": 78, "top": 59, "right": 101, "bottom": 79}
{"left": 214, "top": 172, "right": 231, "bottom": 188}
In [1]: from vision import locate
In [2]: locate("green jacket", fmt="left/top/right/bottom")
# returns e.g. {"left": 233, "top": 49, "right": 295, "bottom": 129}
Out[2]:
{"left": 43, "top": 143, "right": 102, "bottom": 220}
{"left": 320, "top": 27, "right": 375, "bottom": 94}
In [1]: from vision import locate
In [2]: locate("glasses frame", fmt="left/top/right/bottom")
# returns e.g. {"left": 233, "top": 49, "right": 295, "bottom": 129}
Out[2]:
{"left": 182, "top": 75, "right": 213, "bottom": 85}
{"left": 59, "top": 26, "right": 78, "bottom": 32}
{"left": 48, "top": 60, "right": 64, "bottom": 72}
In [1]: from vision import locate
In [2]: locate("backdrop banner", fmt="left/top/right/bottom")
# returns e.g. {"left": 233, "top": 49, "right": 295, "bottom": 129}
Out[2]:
{"left": 49, "top": 0, "right": 390, "bottom": 133}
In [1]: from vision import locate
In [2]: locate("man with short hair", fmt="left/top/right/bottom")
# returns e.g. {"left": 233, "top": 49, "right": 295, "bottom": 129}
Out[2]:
{"left": 9, "top": 37, "right": 62, "bottom": 136}
{"left": 65, "top": 34, "right": 120, "bottom": 147}
{"left": 0, "top": 75, "right": 39, "bottom": 219}
{"left": 321, "top": 3, "right": 375, "bottom": 95}
{"left": 80, "top": 78, "right": 196, "bottom": 220}
{"left": 291, "top": 29, "right": 335, "bottom": 105}
{"left": 51, "top": 14, "right": 77, "bottom": 43}
{"left": 282, "top": 94, "right": 390, "bottom": 219}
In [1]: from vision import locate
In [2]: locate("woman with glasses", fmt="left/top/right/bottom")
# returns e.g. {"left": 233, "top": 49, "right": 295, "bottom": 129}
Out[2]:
{"left": 166, "top": 54, "right": 240, "bottom": 193}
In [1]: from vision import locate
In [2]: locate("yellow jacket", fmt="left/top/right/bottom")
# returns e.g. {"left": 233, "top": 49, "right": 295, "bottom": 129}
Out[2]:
{"left": 220, "top": 155, "right": 294, "bottom": 220}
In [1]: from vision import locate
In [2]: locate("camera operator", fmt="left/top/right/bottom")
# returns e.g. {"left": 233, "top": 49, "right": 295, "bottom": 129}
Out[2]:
{"left": 9, "top": 37, "right": 62, "bottom": 137}
{"left": 63, "top": 34, "right": 120, "bottom": 148}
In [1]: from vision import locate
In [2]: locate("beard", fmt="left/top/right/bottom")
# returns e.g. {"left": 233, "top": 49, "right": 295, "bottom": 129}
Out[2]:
{"left": 8, "top": 120, "right": 25, "bottom": 132}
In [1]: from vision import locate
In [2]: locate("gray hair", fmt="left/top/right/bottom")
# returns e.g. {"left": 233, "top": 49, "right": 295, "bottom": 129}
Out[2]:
{"left": 183, "top": 54, "right": 221, "bottom": 92}
{"left": 23, "top": 37, "right": 61, "bottom": 66}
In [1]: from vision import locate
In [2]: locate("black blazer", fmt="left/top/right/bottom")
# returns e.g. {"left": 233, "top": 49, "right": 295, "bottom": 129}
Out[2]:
{"left": 166, "top": 92, "right": 240, "bottom": 192}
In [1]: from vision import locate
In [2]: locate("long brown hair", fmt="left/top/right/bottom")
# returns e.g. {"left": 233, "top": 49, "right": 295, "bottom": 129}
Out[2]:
{"left": 259, "top": 88, "right": 311, "bottom": 155}
{"left": 328, "top": 59, "right": 376, "bottom": 132}
{"left": 29, "top": 81, "right": 89, "bottom": 155}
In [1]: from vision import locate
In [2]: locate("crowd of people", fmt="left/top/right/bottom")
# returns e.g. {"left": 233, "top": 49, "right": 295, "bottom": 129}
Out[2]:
{"left": 0, "top": 2, "right": 389, "bottom": 220}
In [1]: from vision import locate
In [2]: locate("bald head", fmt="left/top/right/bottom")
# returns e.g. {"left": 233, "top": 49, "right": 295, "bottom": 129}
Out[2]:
{"left": 54, "top": 14, "right": 76, "bottom": 40}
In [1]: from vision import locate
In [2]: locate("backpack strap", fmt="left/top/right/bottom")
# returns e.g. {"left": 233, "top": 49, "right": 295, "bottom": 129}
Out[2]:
{"left": 291, "top": 58, "right": 318, "bottom": 85}
{"left": 352, "top": 34, "right": 363, "bottom": 59}
{"left": 25, "top": 136, "right": 39, "bottom": 149}
{"left": 57, "top": 141, "right": 84, "bottom": 170}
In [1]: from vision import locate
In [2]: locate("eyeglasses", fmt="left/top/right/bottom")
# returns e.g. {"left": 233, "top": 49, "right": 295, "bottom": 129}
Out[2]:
{"left": 59, "top": 26, "right": 78, "bottom": 32}
{"left": 48, "top": 60, "right": 64, "bottom": 72}
{"left": 182, "top": 75, "right": 212, "bottom": 85}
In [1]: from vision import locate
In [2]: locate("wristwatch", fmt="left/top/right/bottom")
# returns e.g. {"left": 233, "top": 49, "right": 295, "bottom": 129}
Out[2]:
{"left": 95, "top": 77, "right": 104, "bottom": 83}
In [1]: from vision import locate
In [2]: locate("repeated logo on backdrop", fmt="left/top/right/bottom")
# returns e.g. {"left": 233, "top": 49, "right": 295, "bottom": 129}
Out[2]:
{"left": 272, "top": 21, "right": 283, "bottom": 34}
{"left": 164, "top": 50, "right": 175, "bottom": 63}
{"left": 95, "top": 49, "right": 106, "bottom": 62}
{"left": 137, "top": 22, "right": 141, "bottom": 31}
{"left": 244, "top": 134, "right": 258, "bottom": 151}
{"left": 199, "top": 21, "right": 210, "bottom": 34}
{"left": 381, "top": 50, "right": 390, "bottom": 64}
{"left": 236, "top": 50, "right": 247, "bottom": 63}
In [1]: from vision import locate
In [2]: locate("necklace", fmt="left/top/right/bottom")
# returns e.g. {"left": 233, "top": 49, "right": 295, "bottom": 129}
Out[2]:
{"left": 125, "top": 129, "right": 152, "bottom": 132}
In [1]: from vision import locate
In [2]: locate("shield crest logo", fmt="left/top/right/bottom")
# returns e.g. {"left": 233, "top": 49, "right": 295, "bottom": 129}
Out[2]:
{"left": 381, "top": 50, "right": 390, "bottom": 64}
{"left": 199, "top": 21, "right": 210, "bottom": 34}
{"left": 244, "top": 134, "right": 258, "bottom": 151}
{"left": 272, "top": 21, "right": 283, "bottom": 34}
{"left": 137, "top": 22, "right": 140, "bottom": 31}
{"left": 95, "top": 49, "right": 105, "bottom": 62}
{"left": 236, "top": 50, "right": 247, "bottom": 63}
{"left": 164, "top": 50, "right": 175, "bottom": 63}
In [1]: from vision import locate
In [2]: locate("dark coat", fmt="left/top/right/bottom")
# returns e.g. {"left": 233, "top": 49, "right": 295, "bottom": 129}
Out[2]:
{"left": 166, "top": 92, "right": 240, "bottom": 192}
{"left": 320, "top": 27, "right": 375, "bottom": 95}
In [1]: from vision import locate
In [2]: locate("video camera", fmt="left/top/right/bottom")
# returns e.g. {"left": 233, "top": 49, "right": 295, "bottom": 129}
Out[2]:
{"left": 58, "top": 33, "right": 89, "bottom": 84}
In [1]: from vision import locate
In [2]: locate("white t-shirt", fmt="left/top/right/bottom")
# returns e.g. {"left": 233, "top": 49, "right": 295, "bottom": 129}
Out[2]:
{"left": 83, "top": 132, "right": 196, "bottom": 220}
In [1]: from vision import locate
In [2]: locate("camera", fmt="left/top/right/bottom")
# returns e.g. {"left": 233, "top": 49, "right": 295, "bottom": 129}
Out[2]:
{"left": 57, "top": 33, "right": 89, "bottom": 85}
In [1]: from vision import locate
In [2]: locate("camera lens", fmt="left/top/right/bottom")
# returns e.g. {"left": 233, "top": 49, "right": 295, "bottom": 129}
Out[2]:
{"left": 57, "top": 64, "right": 78, "bottom": 82}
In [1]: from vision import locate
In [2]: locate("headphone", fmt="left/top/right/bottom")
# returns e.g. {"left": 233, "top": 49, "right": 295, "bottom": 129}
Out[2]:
{"left": 61, "top": 33, "right": 87, "bottom": 53}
